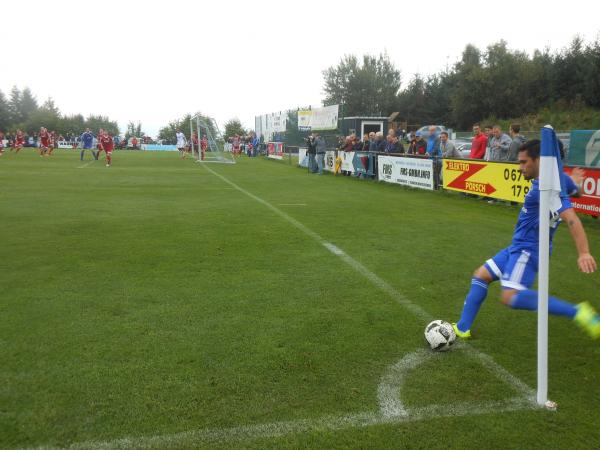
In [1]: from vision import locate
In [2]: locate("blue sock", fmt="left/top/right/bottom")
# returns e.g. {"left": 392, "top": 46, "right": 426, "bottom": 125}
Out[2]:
{"left": 457, "top": 277, "right": 489, "bottom": 332}
{"left": 509, "top": 290, "right": 577, "bottom": 319}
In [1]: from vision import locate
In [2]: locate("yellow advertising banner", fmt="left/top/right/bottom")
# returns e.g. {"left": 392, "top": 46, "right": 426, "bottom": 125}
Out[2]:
{"left": 443, "top": 159, "right": 533, "bottom": 203}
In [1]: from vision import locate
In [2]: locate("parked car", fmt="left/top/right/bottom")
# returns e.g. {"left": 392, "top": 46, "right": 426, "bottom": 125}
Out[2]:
{"left": 415, "top": 125, "right": 447, "bottom": 139}
{"left": 454, "top": 139, "right": 472, "bottom": 158}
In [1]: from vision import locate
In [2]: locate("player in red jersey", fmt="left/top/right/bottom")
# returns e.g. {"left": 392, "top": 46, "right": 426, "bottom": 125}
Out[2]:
{"left": 98, "top": 130, "right": 114, "bottom": 167}
{"left": 47, "top": 131, "right": 57, "bottom": 155}
{"left": 0, "top": 131, "right": 5, "bottom": 156}
{"left": 13, "top": 130, "right": 25, "bottom": 153}
{"left": 39, "top": 127, "right": 51, "bottom": 156}
{"left": 200, "top": 134, "right": 208, "bottom": 161}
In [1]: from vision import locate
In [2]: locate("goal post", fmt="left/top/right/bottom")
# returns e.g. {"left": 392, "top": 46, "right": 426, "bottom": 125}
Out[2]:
{"left": 190, "top": 115, "right": 235, "bottom": 164}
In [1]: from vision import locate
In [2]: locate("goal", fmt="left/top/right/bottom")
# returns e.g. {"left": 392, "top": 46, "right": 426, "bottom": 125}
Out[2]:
{"left": 190, "top": 115, "right": 235, "bottom": 164}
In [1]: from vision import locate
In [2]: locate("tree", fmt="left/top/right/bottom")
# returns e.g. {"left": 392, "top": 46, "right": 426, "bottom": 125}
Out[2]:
{"left": 8, "top": 86, "right": 23, "bottom": 124}
{"left": 125, "top": 121, "right": 143, "bottom": 139}
{"left": 223, "top": 118, "right": 246, "bottom": 139}
{"left": 85, "top": 115, "right": 119, "bottom": 136}
{"left": 322, "top": 52, "right": 401, "bottom": 116}
{"left": 0, "top": 89, "right": 10, "bottom": 130}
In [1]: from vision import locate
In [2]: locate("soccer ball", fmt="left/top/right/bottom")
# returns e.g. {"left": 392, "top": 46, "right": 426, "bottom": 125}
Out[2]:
{"left": 424, "top": 320, "right": 456, "bottom": 351}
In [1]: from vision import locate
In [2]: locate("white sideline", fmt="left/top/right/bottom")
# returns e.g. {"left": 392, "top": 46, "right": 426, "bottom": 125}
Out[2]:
{"left": 77, "top": 160, "right": 95, "bottom": 168}
{"left": 31, "top": 165, "right": 537, "bottom": 449}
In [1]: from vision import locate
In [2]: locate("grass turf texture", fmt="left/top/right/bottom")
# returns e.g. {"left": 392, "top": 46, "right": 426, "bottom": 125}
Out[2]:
{"left": 1, "top": 149, "right": 599, "bottom": 449}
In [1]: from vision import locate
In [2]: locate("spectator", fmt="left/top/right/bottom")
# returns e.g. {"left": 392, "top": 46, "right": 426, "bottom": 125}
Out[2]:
{"left": 375, "top": 132, "right": 386, "bottom": 152}
{"left": 306, "top": 132, "right": 317, "bottom": 173}
{"left": 440, "top": 131, "right": 461, "bottom": 159}
{"left": 470, "top": 123, "right": 487, "bottom": 159}
{"left": 483, "top": 125, "right": 493, "bottom": 160}
{"left": 489, "top": 125, "right": 512, "bottom": 161}
{"left": 352, "top": 134, "right": 363, "bottom": 151}
{"left": 426, "top": 125, "right": 440, "bottom": 155}
{"left": 368, "top": 131, "right": 377, "bottom": 152}
{"left": 361, "top": 133, "right": 370, "bottom": 151}
{"left": 507, "top": 124, "right": 525, "bottom": 162}
{"left": 315, "top": 132, "right": 326, "bottom": 175}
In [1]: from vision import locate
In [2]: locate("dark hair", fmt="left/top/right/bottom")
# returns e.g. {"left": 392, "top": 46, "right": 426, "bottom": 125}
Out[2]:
{"left": 519, "top": 139, "right": 540, "bottom": 159}
{"left": 473, "top": 123, "right": 480, "bottom": 128}
{"left": 510, "top": 123, "right": 521, "bottom": 134}
{"left": 440, "top": 131, "right": 449, "bottom": 137}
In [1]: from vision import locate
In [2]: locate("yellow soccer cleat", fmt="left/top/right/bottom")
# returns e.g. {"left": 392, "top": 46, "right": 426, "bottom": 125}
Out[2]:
{"left": 452, "top": 323, "right": 472, "bottom": 339}
{"left": 574, "top": 302, "right": 600, "bottom": 339}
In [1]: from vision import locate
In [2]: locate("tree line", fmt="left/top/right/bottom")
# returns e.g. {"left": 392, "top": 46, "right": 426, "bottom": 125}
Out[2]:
{"left": 0, "top": 86, "right": 120, "bottom": 137}
{"left": 322, "top": 35, "right": 600, "bottom": 129}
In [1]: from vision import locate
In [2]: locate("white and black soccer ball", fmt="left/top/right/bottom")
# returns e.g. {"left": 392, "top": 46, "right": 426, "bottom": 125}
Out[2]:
{"left": 424, "top": 320, "right": 456, "bottom": 351}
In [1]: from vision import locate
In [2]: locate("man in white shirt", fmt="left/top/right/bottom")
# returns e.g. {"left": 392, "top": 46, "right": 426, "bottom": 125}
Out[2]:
{"left": 176, "top": 130, "right": 187, "bottom": 159}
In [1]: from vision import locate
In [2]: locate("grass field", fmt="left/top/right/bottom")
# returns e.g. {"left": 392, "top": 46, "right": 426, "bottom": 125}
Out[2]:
{"left": 1, "top": 149, "right": 600, "bottom": 449}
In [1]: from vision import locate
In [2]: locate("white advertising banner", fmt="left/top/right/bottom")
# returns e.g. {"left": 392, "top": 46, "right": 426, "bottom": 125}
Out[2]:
{"left": 255, "top": 111, "right": 287, "bottom": 142}
{"left": 377, "top": 156, "right": 434, "bottom": 190}
{"left": 311, "top": 105, "right": 338, "bottom": 130}
{"left": 324, "top": 150, "right": 336, "bottom": 172}
{"left": 298, "top": 147, "right": 308, "bottom": 167}
{"left": 297, "top": 105, "right": 339, "bottom": 131}
{"left": 339, "top": 151, "right": 354, "bottom": 173}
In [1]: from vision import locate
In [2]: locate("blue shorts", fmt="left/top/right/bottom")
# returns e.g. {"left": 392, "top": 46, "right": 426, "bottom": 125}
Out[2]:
{"left": 484, "top": 247, "right": 538, "bottom": 291}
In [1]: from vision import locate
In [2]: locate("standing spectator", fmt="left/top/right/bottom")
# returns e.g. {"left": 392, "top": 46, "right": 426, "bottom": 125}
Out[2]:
{"left": 507, "top": 124, "right": 525, "bottom": 162}
{"left": 426, "top": 125, "right": 440, "bottom": 155}
{"left": 315, "top": 132, "right": 326, "bottom": 175}
{"left": 469, "top": 123, "right": 488, "bottom": 159}
{"left": 361, "top": 133, "right": 370, "bottom": 151}
{"left": 427, "top": 130, "right": 443, "bottom": 189}
{"left": 375, "top": 132, "right": 386, "bottom": 152}
{"left": 0, "top": 130, "right": 4, "bottom": 156}
{"left": 488, "top": 125, "right": 512, "bottom": 161}
{"left": 306, "top": 133, "right": 317, "bottom": 173}
{"left": 368, "top": 132, "right": 377, "bottom": 151}
{"left": 410, "top": 132, "right": 427, "bottom": 155}
{"left": 483, "top": 125, "right": 494, "bottom": 160}
{"left": 131, "top": 136, "right": 138, "bottom": 150}
{"left": 440, "top": 131, "right": 461, "bottom": 159}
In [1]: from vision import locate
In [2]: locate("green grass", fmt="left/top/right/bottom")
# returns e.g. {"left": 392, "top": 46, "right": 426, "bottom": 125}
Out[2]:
{"left": 1, "top": 149, "right": 600, "bottom": 449}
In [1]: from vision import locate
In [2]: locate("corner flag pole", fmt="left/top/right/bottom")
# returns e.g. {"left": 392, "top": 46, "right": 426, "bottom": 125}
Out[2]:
{"left": 538, "top": 125, "right": 562, "bottom": 408}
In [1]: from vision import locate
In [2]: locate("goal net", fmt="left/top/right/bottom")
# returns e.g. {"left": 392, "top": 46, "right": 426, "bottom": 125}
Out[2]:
{"left": 190, "top": 115, "right": 235, "bottom": 164}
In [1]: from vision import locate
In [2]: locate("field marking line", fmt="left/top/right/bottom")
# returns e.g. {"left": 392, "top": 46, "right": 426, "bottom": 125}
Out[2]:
{"left": 77, "top": 160, "right": 95, "bottom": 168}
{"left": 278, "top": 203, "right": 307, "bottom": 206}
{"left": 200, "top": 164, "right": 535, "bottom": 401}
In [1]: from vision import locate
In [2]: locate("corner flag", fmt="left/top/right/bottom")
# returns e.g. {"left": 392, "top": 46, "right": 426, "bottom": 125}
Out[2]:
{"left": 537, "top": 125, "right": 563, "bottom": 408}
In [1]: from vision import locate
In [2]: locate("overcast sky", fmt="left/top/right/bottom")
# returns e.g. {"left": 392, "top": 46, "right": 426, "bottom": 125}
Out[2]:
{"left": 1, "top": 0, "right": 599, "bottom": 137}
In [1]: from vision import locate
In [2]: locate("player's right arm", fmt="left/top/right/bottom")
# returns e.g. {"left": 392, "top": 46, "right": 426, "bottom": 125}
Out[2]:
{"left": 560, "top": 207, "right": 597, "bottom": 273}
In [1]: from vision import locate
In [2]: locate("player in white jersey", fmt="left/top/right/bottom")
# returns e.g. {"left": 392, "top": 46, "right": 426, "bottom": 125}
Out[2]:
{"left": 176, "top": 130, "right": 187, "bottom": 159}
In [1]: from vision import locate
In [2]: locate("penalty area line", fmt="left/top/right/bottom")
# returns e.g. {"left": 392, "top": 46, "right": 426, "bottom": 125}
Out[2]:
{"left": 77, "top": 160, "right": 96, "bottom": 168}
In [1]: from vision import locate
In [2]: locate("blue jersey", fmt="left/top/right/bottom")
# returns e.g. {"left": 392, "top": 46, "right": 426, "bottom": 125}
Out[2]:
{"left": 81, "top": 131, "right": 94, "bottom": 149}
{"left": 510, "top": 173, "right": 574, "bottom": 252}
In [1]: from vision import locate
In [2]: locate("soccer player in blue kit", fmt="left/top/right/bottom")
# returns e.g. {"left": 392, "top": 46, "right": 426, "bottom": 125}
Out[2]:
{"left": 80, "top": 128, "right": 97, "bottom": 161}
{"left": 453, "top": 139, "right": 600, "bottom": 339}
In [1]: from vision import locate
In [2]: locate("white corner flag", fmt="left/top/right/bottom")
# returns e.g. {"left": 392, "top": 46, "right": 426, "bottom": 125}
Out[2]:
{"left": 537, "top": 125, "right": 565, "bottom": 407}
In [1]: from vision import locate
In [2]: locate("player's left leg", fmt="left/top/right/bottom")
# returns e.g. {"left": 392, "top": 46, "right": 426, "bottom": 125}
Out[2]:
{"left": 500, "top": 250, "right": 600, "bottom": 339}
{"left": 454, "top": 248, "right": 509, "bottom": 338}
{"left": 105, "top": 151, "right": 112, "bottom": 167}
